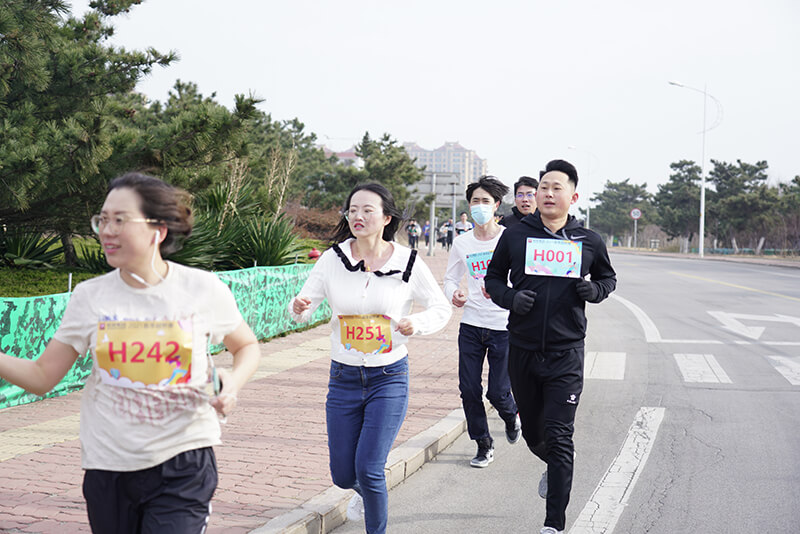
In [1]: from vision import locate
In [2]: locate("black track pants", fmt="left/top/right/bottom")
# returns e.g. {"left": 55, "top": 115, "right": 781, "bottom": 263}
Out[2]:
{"left": 507, "top": 345, "right": 584, "bottom": 532}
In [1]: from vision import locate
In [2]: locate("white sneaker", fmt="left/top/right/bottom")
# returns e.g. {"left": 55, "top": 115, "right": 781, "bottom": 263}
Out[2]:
{"left": 538, "top": 470, "right": 548, "bottom": 499}
{"left": 346, "top": 493, "right": 364, "bottom": 521}
{"left": 540, "top": 527, "right": 563, "bottom": 534}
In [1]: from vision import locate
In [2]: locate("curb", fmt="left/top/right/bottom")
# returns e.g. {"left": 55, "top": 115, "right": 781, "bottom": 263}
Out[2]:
{"left": 250, "top": 408, "right": 467, "bottom": 534}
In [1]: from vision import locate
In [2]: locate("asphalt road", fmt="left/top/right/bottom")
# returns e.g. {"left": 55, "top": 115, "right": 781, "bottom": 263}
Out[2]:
{"left": 333, "top": 252, "right": 800, "bottom": 533}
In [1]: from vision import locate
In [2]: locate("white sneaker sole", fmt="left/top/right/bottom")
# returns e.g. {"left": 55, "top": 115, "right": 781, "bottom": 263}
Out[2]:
{"left": 470, "top": 454, "right": 494, "bottom": 468}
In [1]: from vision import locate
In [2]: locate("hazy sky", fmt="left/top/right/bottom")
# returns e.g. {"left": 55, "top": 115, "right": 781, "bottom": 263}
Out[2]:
{"left": 69, "top": 0, "right": 799, "bottom": 211}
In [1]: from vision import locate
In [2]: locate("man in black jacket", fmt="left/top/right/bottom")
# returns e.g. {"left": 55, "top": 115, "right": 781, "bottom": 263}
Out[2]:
{"left": 484, "top": 159, "right": 616, "bottom": 534}
{"left": 499, "top": 175, "right": 538, "bottom": 227}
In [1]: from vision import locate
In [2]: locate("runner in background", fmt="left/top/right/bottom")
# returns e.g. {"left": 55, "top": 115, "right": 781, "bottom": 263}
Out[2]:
{"left": 442, "top": 219, "right": 455, "bottom": 250}
{"left": 406, "top": 218, "right": 420, "bottom": 249}
{"left": 443, "top": 176, "right": 520, "bottom": 469}
{"left": 454, "top": 211, "right": 473, "bottom": 235}
{"left": 500, "top": 175, "right": 538, "bottom": 227}
{"left": 485, "top": 160, "right": 616, "bottom": 534}
{"left": 289, "top": 183, "right": 451, "bottom": 534}
{"left": 0, "top": 172, "right": 260, "bottom": 533}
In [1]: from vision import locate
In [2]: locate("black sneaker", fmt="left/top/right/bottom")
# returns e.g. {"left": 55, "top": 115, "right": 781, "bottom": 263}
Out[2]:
{"left": 505, "top": 413, "right": 521, "bottom": 444}
{"left": 470, "top": 437, "right": 494, "bottom": 468}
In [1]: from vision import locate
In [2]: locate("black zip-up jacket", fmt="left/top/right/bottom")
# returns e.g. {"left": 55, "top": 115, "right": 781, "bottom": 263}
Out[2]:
{"left": 484, "top": 211, "right": 616, "bottom": 352}
{"left": 499, "top": 206, "right": 525, "bottom": 227}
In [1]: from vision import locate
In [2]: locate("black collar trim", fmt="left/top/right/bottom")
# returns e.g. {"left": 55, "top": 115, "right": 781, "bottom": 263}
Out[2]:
{"left": 332, "top": 243, "right": 417, "bottom": 283}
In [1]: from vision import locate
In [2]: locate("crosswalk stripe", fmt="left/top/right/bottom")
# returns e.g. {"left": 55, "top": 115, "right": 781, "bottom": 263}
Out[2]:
{"left": 674, "top": 353, "right": 732, "bottom": 383}
{"left": 586, "top": 352, "right": 626, "bottom": 380}
{"left": 766, "top": 356, "right": 800, "bottom": 385}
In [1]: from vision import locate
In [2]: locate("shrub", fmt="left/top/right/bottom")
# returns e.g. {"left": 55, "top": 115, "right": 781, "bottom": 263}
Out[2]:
{"left": 0, "top": 229, "right": 63, "bottom": 269}
{"left": 236, "top": 213, "right": 304, "bottom": 267}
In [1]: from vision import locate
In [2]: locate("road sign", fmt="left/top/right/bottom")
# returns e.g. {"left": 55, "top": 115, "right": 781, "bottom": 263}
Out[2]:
{"left": 630, "top": 208, "right": 642, "bottom": 220}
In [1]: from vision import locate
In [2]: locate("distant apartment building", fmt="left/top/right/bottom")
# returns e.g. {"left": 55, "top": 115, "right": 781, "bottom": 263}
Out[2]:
{"left": 403, "top": 141, "right": 488, "bottom": 188}
{"left": 322, "top": 146, "right": 364, "bottom": 169}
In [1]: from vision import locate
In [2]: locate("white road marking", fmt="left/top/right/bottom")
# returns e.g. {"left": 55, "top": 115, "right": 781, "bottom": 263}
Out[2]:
{"left": 569, "top": 407, "right": 665, "bottom": 534}
{"left": 610, "top": 295, "right": 722, "bottom": 344}
{"left": 766, "top": 356, "right": 800, "bottom": 385}
{"left": 586, "top": 352, "right": 626, "bottom": 380}
{"left": 674, "top": 353, "right": 732, "bottom": 383}
{"left": 707, "top": 311, "right": 800, "bottom": 341}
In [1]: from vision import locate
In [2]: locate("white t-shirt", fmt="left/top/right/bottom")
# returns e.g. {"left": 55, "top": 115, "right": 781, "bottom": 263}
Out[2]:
{"left": 53, "top": 262, "right": 243, "bottom": 471}
{"left": 290, "top": 239, "right": 451, "bottom": 367}
{"left": 443, "top": 228, "right": 509, "bottom": 331}
{"left": 454, "top": 220, "right": 473, "bottom": 234}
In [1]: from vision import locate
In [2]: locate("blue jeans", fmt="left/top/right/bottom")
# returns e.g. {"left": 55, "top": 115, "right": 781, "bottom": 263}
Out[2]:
{"left": 457, "top": 323, "right": 518, "bottom": 441}
{"left": 326, "top": 357, "right": 409, "bottom": 534}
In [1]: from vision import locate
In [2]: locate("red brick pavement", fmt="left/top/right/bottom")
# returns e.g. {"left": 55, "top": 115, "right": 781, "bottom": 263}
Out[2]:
{"left": 0, "top": 248, "right": 466, "bottom": 533}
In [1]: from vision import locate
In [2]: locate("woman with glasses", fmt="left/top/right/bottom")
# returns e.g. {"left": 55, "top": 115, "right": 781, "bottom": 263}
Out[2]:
{"left": 0, "top": 172, "right": 260, "bottom": 533}
{"left": 289, "top": 183, "right": 451, "bottom": 534}
{"left": 500, "top": 175, "right": 539, "bottom": 227}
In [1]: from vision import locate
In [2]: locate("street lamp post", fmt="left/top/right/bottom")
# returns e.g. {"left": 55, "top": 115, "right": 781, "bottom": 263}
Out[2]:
{"left": 428, "top": 173, "right": 437, "bottom": 256}
{"left": 668, "top": 81, "right": 723, "bottom": 258}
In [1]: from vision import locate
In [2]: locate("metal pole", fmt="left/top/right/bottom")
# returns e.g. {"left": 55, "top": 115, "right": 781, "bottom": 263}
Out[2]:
{"left": 699, "top": 84, "right": 707, "bottom": 258}
{"left": 428, "top": 173, "right": 436, "bottom": 256}
{"left": 668, "top": 81, "right": 722, "bottom": 258}
{"left": 633, "top": 219, "right": 638, "bottom": 249}
{"left": 451, "top": 181, "right": 457, "bottom": 223}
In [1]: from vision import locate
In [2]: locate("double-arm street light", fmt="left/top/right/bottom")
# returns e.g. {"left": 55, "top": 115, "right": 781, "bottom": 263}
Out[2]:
{"left": 668, "top": 80, "right": 723, "bottom": 258}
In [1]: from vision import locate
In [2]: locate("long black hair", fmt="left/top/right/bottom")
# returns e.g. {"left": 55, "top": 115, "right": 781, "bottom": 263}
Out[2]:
{"left": 331, "top": 183, "right": 403, "bottom": 243}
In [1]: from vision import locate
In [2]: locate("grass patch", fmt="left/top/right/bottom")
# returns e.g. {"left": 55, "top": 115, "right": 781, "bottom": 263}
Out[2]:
{"left": 0, "top": 268, "right": 101, "bottom": 298}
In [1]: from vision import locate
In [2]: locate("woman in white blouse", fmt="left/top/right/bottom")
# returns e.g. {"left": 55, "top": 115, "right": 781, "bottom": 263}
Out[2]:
{"left": 291, "top": 183, "right": 451, "bottom": 534}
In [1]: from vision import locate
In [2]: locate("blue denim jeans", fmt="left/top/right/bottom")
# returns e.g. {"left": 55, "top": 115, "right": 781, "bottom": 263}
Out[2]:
{"left": 326, "top": 357, "right": 409, "bottom": 534}
{"left": 457, "top": 323, "right": 518, "bottom": 441}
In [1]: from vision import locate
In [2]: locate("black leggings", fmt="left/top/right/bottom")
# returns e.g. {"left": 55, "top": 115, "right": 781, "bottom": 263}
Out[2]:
{"left": 507, "top": 345, "right": 583, "bottom": 532}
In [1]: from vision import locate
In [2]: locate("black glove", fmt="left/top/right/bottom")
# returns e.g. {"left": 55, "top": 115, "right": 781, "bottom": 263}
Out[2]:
{"left": 512, "top": 289, "right": 537, "bottom": 314}
{"left": 576, "top": 279, "right": 599, "bottom": 301}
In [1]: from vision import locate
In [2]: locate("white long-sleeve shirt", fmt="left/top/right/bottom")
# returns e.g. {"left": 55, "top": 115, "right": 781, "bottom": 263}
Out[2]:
{"left": 443, "top": 229, "right": 509, "bottom": 331}
{"left": 290, "top": 238, "right": 452, "bottom": 367}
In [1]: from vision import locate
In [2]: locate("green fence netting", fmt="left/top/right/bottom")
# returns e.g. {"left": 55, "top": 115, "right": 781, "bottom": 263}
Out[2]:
{"left": 0, "top": 264, "right": 330, "bottom": 410}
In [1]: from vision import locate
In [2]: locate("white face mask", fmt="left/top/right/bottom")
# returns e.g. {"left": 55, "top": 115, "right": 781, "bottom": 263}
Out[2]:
{"left": 470, "top": 204, "right": 494, "bottom": 226}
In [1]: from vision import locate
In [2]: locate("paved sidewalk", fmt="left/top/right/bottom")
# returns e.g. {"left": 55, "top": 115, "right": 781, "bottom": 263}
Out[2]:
{"left": 0, "top": 247, "right": 468, "bottom": 534}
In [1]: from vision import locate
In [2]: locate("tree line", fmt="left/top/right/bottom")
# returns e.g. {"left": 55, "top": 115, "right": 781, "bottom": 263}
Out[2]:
{"left": 584, "top": 160, "right": 800, "bottom": 254}
{"left": 4, "top": 1, "right": 797, "bottom": 267}
{"left": 0, "top": 0, "right": 424, "bottom": 269}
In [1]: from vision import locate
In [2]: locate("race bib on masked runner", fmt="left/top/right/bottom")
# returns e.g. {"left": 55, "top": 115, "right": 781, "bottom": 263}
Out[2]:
{"left": 466, "top": 250, "right": 493, "bottom": 279}
{"left": 95, "top": 320, "right": 193, "bottom": 388}
{"left": 338, "top": 314, "right": 392, "bottom": 355}
{"left": 525, "top": 238, "right": 582, "bottom": 278}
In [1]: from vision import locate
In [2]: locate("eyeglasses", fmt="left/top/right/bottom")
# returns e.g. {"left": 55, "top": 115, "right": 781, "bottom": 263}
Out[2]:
{"left": 515, "top": 192, "right": 536, "bottom": 200}
{"left": 90, "top": 214, "right": 162, "bottom": 234}
{"left": 345, "top": 209, "right": 376, "bottom": 221}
